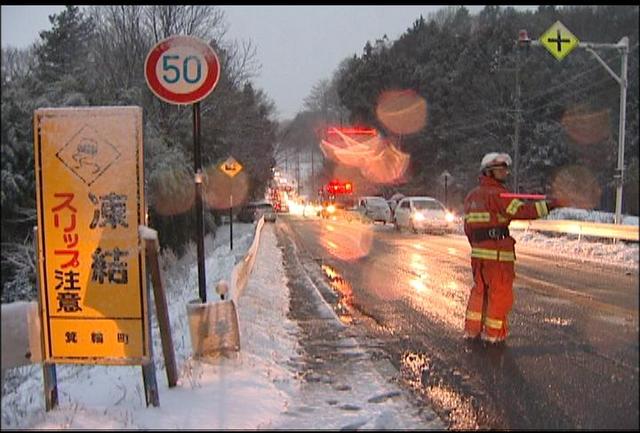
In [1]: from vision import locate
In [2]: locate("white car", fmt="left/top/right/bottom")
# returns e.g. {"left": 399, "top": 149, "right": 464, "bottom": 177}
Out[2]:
{"left": 357, "top": 196, "right": 392, "bottom": 224}
{"left": 393, "top": 196, "right": 456, "bottom": 233}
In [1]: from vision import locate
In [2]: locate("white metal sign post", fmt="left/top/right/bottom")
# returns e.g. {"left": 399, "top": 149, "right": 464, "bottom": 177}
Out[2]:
{"left": 520, "top": 23, "right": 629, "bottom": 224}
{"left": 145, "top": 36, "right": 221, "bottom": 302}
{"left": 219, "top": 156, "right": 244, "bottom": 250}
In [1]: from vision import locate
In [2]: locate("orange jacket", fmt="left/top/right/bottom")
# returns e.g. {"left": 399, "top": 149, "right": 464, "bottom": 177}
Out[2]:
{"left": 463, "top": 175, "right": 550, "bottom": 260}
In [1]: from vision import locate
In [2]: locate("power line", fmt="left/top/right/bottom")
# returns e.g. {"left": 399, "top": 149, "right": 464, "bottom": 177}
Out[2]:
{"left": 521, "top": 75, "right": 615, "bottom": 115}
{"left": 520, "top": 41, "right": 638, "bottom": 106}
{"left": 428, "top": 56, "right": 623, "bottom": 138}
{"left": 519, "top": 52, "right": 621, "bottom": 105}
{"left": 426, "top": 63, "right": 607, "bottom": 136}
{"left": 430, "top": 106, "right": 513, "bottom": 135}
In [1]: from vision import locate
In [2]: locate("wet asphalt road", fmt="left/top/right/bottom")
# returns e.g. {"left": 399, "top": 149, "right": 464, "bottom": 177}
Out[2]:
{"left": 277, "top": 215, "right": 639, "bottom": 430}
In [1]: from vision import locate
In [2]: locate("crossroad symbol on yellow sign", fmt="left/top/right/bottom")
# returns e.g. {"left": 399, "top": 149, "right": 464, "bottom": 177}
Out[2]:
{"left": 219, "top": 156, "right": 243, "bottom": 178}
{"left": 540, "top": 21, "right": 579, "bottom": 61}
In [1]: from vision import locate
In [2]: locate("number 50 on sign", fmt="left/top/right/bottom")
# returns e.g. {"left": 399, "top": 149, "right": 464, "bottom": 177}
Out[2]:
{"left": 145, "top": 35, "right": 220, "bottom": 105}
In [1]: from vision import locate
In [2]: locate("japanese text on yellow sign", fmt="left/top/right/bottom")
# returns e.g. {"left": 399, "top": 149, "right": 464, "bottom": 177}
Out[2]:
{"left": 34, "top": 107, "right": 149, "bottom": 365}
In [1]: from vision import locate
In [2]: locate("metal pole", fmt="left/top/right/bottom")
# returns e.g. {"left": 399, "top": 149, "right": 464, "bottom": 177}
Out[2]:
{"left": 141, "top": 285, "right": 160, "bottom": 407}
{"left": 582, "top": 39, "right": 629, "bottom": 224}
{"left": 297, "top": 144, "right": 300, "bottom": 196}
{"left": 528, "top": 35, "right": 629, "bottom": 224}
{"left": 614, "top": 39, "right": 628, "bottom": 225}
{"left": 193, "top": 102, "right": 206, "bottom": 303}
{"left": 444, "top": 175, "right": 448, "bottom": 209}
{"left": 311, "top": 144, "right": 314, "bottom": 199}
{"left": 34, "top": 226, "right": 58, "bottom": 411}
{"left": 229, "top": 193, "right": 233, "bottom": 250}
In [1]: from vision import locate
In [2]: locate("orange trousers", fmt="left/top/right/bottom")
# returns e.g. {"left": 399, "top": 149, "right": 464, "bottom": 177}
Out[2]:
{"left": 464, "top": 258, "right": 515, "bottom": 341}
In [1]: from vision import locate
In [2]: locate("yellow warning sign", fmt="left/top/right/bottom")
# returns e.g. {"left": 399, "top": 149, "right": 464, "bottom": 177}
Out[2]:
{"left": 33, "top": 107, "right": 149, "bottom": 365}
{"left": 219, "top": 156, "right": 243, "bottom": 178}
{"left": 540, "top": 21, "right": 579, "bottom": 61}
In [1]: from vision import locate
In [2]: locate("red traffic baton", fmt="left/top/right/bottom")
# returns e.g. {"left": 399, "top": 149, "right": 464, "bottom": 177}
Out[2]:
{"left": 499, "top": 193, "right": 546, "bottom": 200}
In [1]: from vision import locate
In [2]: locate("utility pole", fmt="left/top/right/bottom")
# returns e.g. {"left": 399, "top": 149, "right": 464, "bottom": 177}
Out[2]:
{"left": 315, "top": 90, "right": 329, "bottom": 200}
{"left": 497, "top": 32, "right": 528, "bottom": 192}
{"left": 511, "top": 30, "right": 533, "bottom": 193}
{"left": 296, "top": 141, "right": 300, "bottom": 196}
{"left": 521, "top": 28, "right": 629, "bottom": 224}
{"left": 513, "top": 47, "right": 522, "bottom": 193}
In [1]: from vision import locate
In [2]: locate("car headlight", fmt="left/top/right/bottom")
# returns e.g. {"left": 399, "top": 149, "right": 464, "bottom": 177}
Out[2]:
{"left": 445, "top": 212, "right": 455, "bottom": 222}
{"left": 327, "top": 205, "right": 336, "bottom": 213}
{"left": 412, "top": 212, "right": 425, "bottom": 221}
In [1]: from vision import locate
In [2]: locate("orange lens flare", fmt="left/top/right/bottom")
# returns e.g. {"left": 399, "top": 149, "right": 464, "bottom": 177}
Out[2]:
{"left": 149, "top": 167, "right": 195, "bottom": 216}
{"left": 319, "top": 125, "right": 410, "bottom": 185}
{"left": 561, "top": 109, "right": 611, "bottom": 146}
{"left": 376, "top": 89, "right": 427, "bottom": 135}
{"left": 320, "top": 221, "right": 373, "bottom": 261}
{"left": 202, "top": 165, "right": 249, "bottom": 210}
{"left": 550, "top": 165, "right": 601, "bottom": 209}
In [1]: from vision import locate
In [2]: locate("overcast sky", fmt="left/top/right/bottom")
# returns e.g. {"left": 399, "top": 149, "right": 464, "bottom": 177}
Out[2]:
{"left": 2, "top": 5, "right": 509, "bottom": 121}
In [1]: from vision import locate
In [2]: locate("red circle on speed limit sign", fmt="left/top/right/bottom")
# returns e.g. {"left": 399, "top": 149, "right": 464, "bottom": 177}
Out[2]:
{"left": 145, "top": 35, "right": 220, "bottom": 105}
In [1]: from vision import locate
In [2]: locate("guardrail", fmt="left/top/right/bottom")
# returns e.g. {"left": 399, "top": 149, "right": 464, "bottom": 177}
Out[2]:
{"left": 509, "top": 219, "right": 639, "bottom": 242}
{"left": 321, "top": 208, "right": 638, "bottom": 242}
{"left": 230, "top": 215, "right": 265, "bottom": 302}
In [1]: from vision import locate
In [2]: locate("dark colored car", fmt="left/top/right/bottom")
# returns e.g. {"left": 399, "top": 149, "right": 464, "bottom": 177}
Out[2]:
{"left": 237, "top": 204, "right": 256, "bottom": 223}
{"left": 237, "top": 200, "right": 277, "bottom": 223}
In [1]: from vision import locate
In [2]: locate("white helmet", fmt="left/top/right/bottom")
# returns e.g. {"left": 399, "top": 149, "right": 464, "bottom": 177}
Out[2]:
{"left": 480, "top": 152, "right": 512, "bottom": 172}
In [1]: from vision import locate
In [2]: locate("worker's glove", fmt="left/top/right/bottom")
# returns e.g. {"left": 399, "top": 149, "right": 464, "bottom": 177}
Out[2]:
{"left": 546, "top": 197, "right": 563, "bottom": 210}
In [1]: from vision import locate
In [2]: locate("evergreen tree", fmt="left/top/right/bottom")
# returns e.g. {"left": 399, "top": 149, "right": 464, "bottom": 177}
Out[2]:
{"left": 34, "top": 6, "right": 95, "bottom": 106}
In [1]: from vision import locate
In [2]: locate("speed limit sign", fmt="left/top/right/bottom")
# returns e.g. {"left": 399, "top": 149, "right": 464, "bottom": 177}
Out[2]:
{"left": 144, "top": 35, "right": 220, "bottom": 105}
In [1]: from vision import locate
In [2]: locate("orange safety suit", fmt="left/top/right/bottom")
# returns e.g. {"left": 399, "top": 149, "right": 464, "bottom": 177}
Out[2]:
{"left": 463, "top": 174, "right": 550, "bottom": 342}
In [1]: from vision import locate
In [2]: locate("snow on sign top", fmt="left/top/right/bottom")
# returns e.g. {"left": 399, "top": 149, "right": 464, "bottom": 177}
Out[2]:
{"left": 144, "top": 35, "right": 220, "bottom": 105}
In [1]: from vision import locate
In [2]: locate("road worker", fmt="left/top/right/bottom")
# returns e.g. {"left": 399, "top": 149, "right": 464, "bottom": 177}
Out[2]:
{"left": 463, "top": 152, "right": 561, "bottom": 345}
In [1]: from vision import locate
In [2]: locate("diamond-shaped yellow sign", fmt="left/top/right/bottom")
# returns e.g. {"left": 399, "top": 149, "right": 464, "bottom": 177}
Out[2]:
{"left": 219, "top": 156, "right": 243, "bottom": 178}
{"left": 540, "top": 21, "right": 579, "bottom": 61}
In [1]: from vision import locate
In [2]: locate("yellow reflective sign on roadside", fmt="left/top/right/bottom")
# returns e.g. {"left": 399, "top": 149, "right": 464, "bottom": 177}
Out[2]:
{"left": 33, "top": 107, "right": 149, "bottom": 365}
{"left": 540, "top": 21, "right": 579, "bottom": 61}
{"left": 219, "top": 156, "right": 243, "bottom": 178}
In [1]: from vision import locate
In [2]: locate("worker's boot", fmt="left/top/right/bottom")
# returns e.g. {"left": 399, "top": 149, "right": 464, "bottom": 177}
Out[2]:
{"left": 480, "top": 333, "right": 505, "bottom": 346}
{"left": 463, "top": 331, "right": 481, "bottom": 341}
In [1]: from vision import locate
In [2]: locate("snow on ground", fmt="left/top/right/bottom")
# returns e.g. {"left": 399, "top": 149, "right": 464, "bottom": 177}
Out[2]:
{"left": 512, "top": 230, "right": 638, "bottom": 269}
{"left": 1, "top": 209, "right": 637, "bottom": 429}
{"left": 1, "top": 221, "right": 443, "bottom": 429}
{"left": 512, "top": 208, "right": 639, "bottom": 269}
{"left": 549, "top": 207, "right": 639, "bottom": 226}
